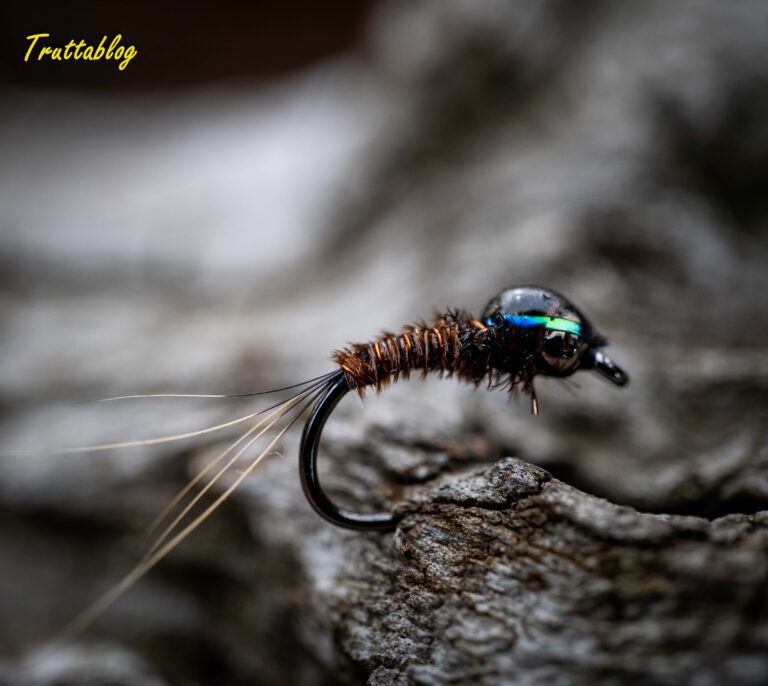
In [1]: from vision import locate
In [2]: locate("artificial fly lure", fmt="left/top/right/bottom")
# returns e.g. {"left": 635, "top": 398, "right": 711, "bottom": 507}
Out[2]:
{"left": 302, "top": 285, "right": 628, "bottom": 530}
{"left": 9, "top": 285, "right": 628, "bottom": 637}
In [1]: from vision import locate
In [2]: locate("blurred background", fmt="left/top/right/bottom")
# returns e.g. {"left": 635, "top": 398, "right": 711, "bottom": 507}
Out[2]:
{"left": 1, "top": 1, "right": 767, "bottom": 684}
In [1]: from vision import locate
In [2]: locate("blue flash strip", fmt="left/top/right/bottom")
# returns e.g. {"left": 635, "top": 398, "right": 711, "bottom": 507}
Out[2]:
{"left": 483, "top": 314, "right": 583, "bottom": 336}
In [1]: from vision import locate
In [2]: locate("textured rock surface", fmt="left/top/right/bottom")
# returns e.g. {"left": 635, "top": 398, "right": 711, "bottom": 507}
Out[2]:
{"left": 1, "top": 0, "right": 768, "bottom": 684}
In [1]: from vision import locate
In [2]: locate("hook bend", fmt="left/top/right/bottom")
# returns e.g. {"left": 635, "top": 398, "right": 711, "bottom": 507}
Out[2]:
{"left": 299, "top": 373, "right": 399, "bottom": 531}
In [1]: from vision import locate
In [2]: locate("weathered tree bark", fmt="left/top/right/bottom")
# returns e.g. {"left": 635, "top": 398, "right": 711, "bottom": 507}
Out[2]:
{"left": 292, "top": 457, "right": 768, "bottom": 686}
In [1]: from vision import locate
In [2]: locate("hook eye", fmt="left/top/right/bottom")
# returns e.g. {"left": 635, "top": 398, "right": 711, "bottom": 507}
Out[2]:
{"left": 581, "top": 348, "right": 629, "bottom": 386}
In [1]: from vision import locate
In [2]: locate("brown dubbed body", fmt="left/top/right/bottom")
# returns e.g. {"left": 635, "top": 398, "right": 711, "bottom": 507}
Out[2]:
{"left": 332, "top": 310, "right": 530, "bottom": 396}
